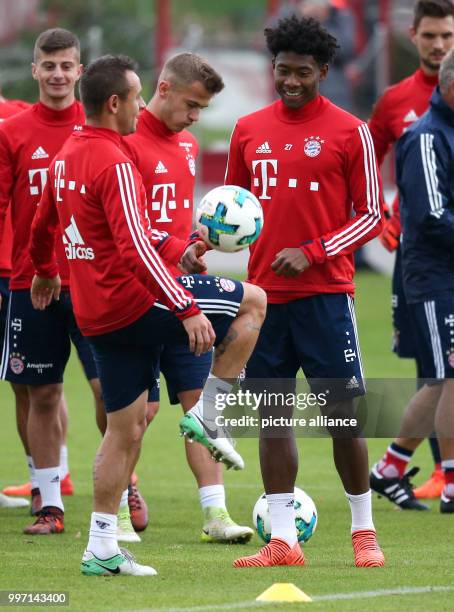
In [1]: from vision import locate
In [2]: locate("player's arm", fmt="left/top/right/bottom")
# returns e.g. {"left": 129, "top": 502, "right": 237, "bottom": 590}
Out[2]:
{"left": 281, "top": 124, "right": 382, "bottom": 274}
{"left": 98, "top": 161, "right": 202, "bottom": 321}
{"left": 29, "top": 177, "right": 62, "bottom": 309}
{"left": 0, "top": 130, "right": 14, "bottom": 259}
{"left": 224, "top": 123, "right": 251, "bottom": 188}
{"left": 396, "top": 130, "right": 454, "bottom": 247}
{"left": 368, "top": 92, "right": 394, "bottom": 167}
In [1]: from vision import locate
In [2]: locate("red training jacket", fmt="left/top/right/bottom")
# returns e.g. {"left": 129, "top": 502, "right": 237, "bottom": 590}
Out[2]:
{"left": 225, "top": 95, "right": 383, "bottom": 302}
{"left": 30, "top": 126, "right": 200, "bottom": 336}
{"left": 0, "top": 100, "right": 85, "bottom": 289}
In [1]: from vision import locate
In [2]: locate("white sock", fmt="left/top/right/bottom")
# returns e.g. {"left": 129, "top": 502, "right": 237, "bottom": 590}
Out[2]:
{"left": 267, "top": 492, "right": 297, "bottom": 547}
{"left": 35, "top": 466, "right": 64, "bottom": 511}
{"left": 59, "top": 445, "right": 69, "bottom": 480}
{"left": 346, "top": 490, "right": 375, "bottom": 532}
{"left": 441, "top": 460, "right": 454, "bottom": 498}
{"left": 199, "top": 484, "right": 226, "bottom": 510}
{"left": 87, "top": 512, "right": 120, "bottom": 559}
{"left": 191, "top": 374, "right": 233, "bottom": 418}
{"left": 119, "top": 488, "right": 128, "bottom": 510}
{"left": 27, "top": 455, "right": 38, "bottom": 489}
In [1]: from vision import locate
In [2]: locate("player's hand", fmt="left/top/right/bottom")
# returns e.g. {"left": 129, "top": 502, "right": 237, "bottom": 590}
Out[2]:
{"left": 30, "top": 274, "right": 61, "bottom": 310}
{"left": 182, "top": 312, "right": 216, "bottom": 356}
{"left": 379, "top": 215, "right": 400, "bottom": 252}
{"left": 271, "top": 248, "right": 310, "bottom": 277}
{"left": 180, "top": 241, "right": 208, "bottom": 274}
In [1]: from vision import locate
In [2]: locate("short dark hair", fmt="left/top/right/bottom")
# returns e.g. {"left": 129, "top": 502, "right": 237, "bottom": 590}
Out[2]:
{"left": 413, "top": 0, "right": 454, "bottom": 29}
{"left": 34, "top": 28, "right": 80, "bottom": 62}
{"left": 264, "top": 15, "right": 339, "bottom": 65}
{"left": 80, "top": 54, "right": 138, "bottom": 117}
{"left": 162, "top": 52, "right": 224, "bottom": 94}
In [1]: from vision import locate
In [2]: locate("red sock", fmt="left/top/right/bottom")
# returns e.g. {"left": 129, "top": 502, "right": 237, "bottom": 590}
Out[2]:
{"left": 377, "top": 443, "right": 413, "bottom": 478}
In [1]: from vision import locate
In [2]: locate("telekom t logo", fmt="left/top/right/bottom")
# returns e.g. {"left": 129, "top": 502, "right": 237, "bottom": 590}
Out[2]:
{"left": 54, "top": 160, "right": 65, "bottom": 202}
{"left": 151, "top": 183, "right": 190, "bottom": 222}
{"left": 28, "top": 168, "right": 48, "bottom": 196}
{"left": 252, "top": 159, "right": 278, "bottom": 200}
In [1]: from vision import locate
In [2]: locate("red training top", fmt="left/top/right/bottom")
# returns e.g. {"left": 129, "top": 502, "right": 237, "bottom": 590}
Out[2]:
{"left": 226, "top": 95, "right": 383, "bottom": 302}
{"left": 124, "top": 109, "right": 198, "bottom": 275}
{"left": 0, "top": 100, "right": 85, "bottom": 288}
{"left": 30, "top": 126, "right": 200, "bottom": 336}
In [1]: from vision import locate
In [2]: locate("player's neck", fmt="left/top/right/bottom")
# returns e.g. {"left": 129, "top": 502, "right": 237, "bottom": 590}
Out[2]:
{"left": 146, "top": 97, "right": 163, "bottom": 122}
{"left": 86, "top": 114, "right": 121, "bottom": 135}
{"left": 38, "top": 92, "right": 76, "bottom": 111}
{"left": 419, "top": 63, "right": 438, "bottom": 79}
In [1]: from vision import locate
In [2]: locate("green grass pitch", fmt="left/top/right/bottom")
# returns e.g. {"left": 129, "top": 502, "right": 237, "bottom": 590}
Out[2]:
{"left": 0, "top": 271, "right": 452, "bottom": 611}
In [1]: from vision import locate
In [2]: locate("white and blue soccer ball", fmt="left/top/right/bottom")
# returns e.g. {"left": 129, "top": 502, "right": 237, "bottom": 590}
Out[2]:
{"left": 253, "top": 487, "right": 318, "bottom": 544}
{"left": 196, "top": 185, "right": 264, "bottom": 253}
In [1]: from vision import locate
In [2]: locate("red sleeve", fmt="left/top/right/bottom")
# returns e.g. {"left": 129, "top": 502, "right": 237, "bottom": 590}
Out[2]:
{"left": 302, "top": 124, "right": 383, "bottom": 265}
{"left": 224, "top": 123, "right": 251, "bottom": 188}
{"left": 97, "top": 161, "right": 200, "bottom": 320}
{"left": 29, "top": 178, "right": 60, "bottom": 278}
{"left": 368, "top": 93, "right": 394, "bottom": 166}
{"left": 0, "top": 129, "right": 14, "bottom": 246}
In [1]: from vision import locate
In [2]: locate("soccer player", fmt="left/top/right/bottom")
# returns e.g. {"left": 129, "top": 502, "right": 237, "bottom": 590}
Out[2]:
{"left": 0, "top": 28, "right": 100, "bottom": 534}
{"left": 369, "top": 0, "right": 454, "bottom": 505}
{"left": 0, "top": 96, "right": 31, "bottom": 511}
{"left": 378, "top": 48, "right": 454, "bottom": 515}
{"left": 226, "top": 16, "right": 384, "bottom": 568}
{"left": 124, "top": 52, "right": 253, "bottom": 544}
{"left": 29, "top": 54, "right": 266, "bottom": 576}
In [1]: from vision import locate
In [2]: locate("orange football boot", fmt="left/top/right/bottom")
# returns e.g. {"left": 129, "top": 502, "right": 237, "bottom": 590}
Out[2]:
{"left": 352, "top": 529, "right": 385, "bottom": 567}
{"left": 23, "top": 507, "right": 64, "bottom": 535}
{"left": 233, "top": 538, "right": 305, "bottom": 568}
{"left": 3, "top": 473, "right": 74, "bottom": 497}
{"left": 414, "top": 468, "right": 445, "bottom": 499}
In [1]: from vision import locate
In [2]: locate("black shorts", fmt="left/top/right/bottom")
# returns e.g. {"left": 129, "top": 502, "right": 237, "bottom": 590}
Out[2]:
{"left": 87, "top": 275, "right": 243, "bottom": 412}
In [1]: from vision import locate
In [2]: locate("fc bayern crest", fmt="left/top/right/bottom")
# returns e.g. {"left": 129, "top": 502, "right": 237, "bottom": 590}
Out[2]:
{"left": 9, "top": 353, "right": 25, "bottom": 375}
{"left": 448, "top": 349, "right": 454, "bottom": 369}
{"left": 216, "top": 277, "right": 236, "bottom": 293}
{"left": 304, "top": 136, "right": 324, "bottom": 158}
{"left": 187, "top": 155, "right": 196, "bottom": 176}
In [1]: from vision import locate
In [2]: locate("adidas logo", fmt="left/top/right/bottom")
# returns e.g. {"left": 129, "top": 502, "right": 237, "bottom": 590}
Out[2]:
{"left": 31, "top": 146, "right": 49, "bottom": 159}
{"left": 96, "top": 520, "right": 109, "bottom": 530}
{"left": 346, "top": 376, "right": 360, "bottom": 390}
{"left": 403, "top": 109, "right": 418, "bottom": 123}
{"left": 155, "top": 161, "right": 168, "bottom": 174}
{"left": 50, "top": 475, "right": 60, "bottom": 483}
{"left": 256, "top": 141, "right": 272, "bottom": 154}
{"left": 62, "top": 215, "right": 95, "bottom": 260}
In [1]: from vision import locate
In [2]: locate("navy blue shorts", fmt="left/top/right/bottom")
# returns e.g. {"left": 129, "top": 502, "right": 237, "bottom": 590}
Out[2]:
{"left": 148, "top": 344, "right": 212, "bottom": 404}
{"left": 408, "top": 297, "right": 454, "bottom": 380}
{"left": 0, "top": 277, "right": 9, "bottom": 361}
{"left": 0, "top": 289, "right": 97, "bottom": 385}
{"left": 245, "top": 293, "right": 365, "bottom": 402}
{"left": 87, "top": 275, "right": 243, "bottom": 412}
{"left": 392, "top": 247, "right": 418, "bottom": 359}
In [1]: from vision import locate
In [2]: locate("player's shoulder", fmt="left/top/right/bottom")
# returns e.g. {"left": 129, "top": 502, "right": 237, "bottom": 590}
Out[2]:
{"left": 323, "top": 98, "right": 364, "bottom": 129}
{"left": 0, "top": 103, "right": 35, "bottom": 134}
{"left": 377, "top": 72, "right": 421, "bottom": 106}
{"left": 235, "top": 102, "right": 277, "bottom": 129}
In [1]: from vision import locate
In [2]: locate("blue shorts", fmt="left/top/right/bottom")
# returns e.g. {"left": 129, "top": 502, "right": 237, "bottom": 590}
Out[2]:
{"left": 0, "top": 277, "right": 9, "bottom": 359}
{"left": 87, "top": 275, "right": 243, "bottom": 412}
{"left": 392, "top": 247, "right": 418, "bottom": 359}
{"left": 0, "top": 289, "right": 97, "bottom": 385}
{"left": 408, "top": 297, "right": 454, "bottom": 380}
{"left": 245, "top": 293, "right": 365, "bottom": 402}
{"left": 148, "top": 344, "right": 212, "bottom": 404}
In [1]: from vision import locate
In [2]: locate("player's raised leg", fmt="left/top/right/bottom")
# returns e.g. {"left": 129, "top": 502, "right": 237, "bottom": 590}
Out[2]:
{"left": 180, "top": 281, "right": 267, "bottom": 470}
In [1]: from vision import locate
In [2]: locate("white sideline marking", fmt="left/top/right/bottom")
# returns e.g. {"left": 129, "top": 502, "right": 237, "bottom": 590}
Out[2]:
{"left": 134, "top": 585, "right": 454, "bottom": 612}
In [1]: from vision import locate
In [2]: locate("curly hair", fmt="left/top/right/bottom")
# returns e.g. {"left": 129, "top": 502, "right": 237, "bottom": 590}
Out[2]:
{"left": 264, "top": 16, "right": 339, "bottom": 65}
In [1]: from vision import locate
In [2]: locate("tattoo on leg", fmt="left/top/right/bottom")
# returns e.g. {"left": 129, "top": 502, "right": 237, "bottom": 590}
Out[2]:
{"left": 215, "top": 328, "right": 238, "bottom": 357}
{"left": 93, "top": 452, "right": 103, "bottom": 483}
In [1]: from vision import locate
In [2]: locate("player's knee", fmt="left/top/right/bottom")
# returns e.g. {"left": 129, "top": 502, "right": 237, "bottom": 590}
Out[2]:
{"left": 29, "top": 384, "right": 62, "bottom": 413}
{"left": 240, "top": 283, "right": 267, "bottom": 323}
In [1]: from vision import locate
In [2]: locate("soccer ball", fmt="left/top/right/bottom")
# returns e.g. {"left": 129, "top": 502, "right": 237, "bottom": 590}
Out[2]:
{"left": 253, "top": 487, "right": 318, "bottom": 544}
{"left": 196, "top": 185, "right": 264, "bottom": 253}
